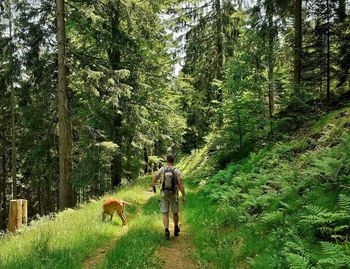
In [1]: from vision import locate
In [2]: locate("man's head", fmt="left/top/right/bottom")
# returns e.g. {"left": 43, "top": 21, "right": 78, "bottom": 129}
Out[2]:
{"left": 166, "top": 154, "right": 175, "bottom": 165}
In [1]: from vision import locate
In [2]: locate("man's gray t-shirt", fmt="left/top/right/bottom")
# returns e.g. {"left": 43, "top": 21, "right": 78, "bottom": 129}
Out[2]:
{"left": 155, "top": 166, "right": 182, "bottom": 183}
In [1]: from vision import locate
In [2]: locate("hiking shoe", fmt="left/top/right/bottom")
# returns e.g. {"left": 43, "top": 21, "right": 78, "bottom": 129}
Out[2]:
{"left": 174, "top": 225, "right": 180, "bottom": 236}
{"left": 165, "top": 229, "right": 170, "bottom": 240}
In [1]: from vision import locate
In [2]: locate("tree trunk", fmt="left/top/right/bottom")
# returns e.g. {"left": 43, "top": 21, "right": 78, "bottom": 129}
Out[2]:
{"left": 236, "top": 109, "right": 243, "bottom": 151}
{"left": 143, "top": 147, "right": 148, "bottom": 174}
{"left": 0, "top": 170, "right": 2, "bottom": 230}
{"left": 6, "top": 1, "right": 17, "bottom": 200}
{"left": 267, "top": 0, "right": 275, "bottom": 136}
{"left": 294, "top": 0, "right": 302, "bottom": 94}
{"left": 45, "top": 143, "right": 53, "bottom": 214}
{"left": 326, "top": 0, "right": 331, "bottom": 100}
{"left": 338, "top": 0, "right": 346, "bottom": 22}
{"left": 56, "top": 0, "right": 74, "bottom": 210}
{"left": 109, "top": 1, "right": 123, "bottom": 189}
{"left": 214, "top": 0, "right": 224, "bottom": 102}
{"left": 337, "top": 0, "right": 349, "bottom": 87}
{"left": 111, "top": 114, "right": 122, "bottom": 188}
{"left": 0, "top": 152, "right": 6, "bottom": 230}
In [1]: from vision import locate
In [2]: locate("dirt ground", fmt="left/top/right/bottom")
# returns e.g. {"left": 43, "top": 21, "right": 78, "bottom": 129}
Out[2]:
{"left": 157, "top": 223, "right": 198, "bottom": 269}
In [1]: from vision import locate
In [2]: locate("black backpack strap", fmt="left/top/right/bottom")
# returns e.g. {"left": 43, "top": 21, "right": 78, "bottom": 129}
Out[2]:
{"left": 162, "top": 167, "right": 166, "bottom": 191}
{"left": 170, "top": 168, "right": 175, "bottom": 191}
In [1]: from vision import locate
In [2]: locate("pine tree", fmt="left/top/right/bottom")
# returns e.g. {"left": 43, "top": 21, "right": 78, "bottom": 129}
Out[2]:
{"left": 56, "top": 0, "right": 74, "bottom": 209}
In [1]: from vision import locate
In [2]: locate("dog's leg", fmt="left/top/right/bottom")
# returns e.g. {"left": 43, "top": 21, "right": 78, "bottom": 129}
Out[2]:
{"left": 102, "top": 211, "right": 106, "bottom": 221}
{"left": 117, "top": 211, "right": 123, "bottom": 225}
{"left": 122, "top": 212, "right": 127, "bottom": 225}
{"left": 116, "top": 209, "right": 126, "bottom": 226}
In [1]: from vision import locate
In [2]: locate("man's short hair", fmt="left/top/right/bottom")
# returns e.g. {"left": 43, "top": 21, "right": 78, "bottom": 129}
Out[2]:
{"left": 166, "top": 154, "right": 175, "bottom": 164}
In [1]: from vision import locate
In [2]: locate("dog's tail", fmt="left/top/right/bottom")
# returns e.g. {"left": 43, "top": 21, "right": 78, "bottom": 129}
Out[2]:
{"left": 122, "top": 200, "right": 132, "bottom": 206}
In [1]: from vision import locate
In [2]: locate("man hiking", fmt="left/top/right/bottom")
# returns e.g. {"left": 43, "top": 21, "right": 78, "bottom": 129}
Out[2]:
{"left": 149, "top": 154, "right": 186, "bottom": 240}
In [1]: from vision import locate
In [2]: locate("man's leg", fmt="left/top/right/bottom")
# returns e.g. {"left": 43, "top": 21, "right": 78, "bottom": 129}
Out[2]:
{"left": 173, "top": 213, "right": 180, "bottom": 236}
{"left": 163, "top": 213, "right": 169, "bottom": 229}
{"left": 163, "top": 213, "right": 170, "bottom": 240}
{"left": 161, "top": 196, "right": 171, "bottom": 240}
{"left": 173, "top": 213, "right": 179, "bottom": 226}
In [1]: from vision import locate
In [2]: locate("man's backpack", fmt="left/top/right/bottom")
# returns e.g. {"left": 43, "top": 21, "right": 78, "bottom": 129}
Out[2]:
{"left": 161, "top": 167, "right": 177, "bottom": 193}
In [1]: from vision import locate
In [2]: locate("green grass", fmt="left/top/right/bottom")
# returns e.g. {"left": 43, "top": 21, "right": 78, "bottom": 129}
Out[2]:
{"left": 98, "top": 195, "right": 165, "bottom": 269}
{"left": 183, "top": 187, "right": 240, "bottom": 269}
{"left": 0, "top": 177, "right": 153, "bottom": 269}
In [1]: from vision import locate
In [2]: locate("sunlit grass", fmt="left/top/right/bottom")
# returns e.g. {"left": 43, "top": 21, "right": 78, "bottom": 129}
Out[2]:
{"left": 98, "top": 195, "right": 165, "bottom": 269}
{"left": 0, "top": 177, "right": 152, "bottom": 269}
{"left": 183, "top": 188, "right": 240, "bottom": 269}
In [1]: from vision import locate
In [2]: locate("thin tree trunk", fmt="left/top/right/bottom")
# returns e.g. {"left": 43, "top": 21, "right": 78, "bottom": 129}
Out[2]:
{"left": 109, "top": 1, "right": 123, "bottom": 189}
{"left": 0, "top": 169, "right": 2, "bottom": 230}
{"left": 56, "top": 0, "right": 74, "bottom": 210}
{"left": 45, "top": 143, "right": 53, "bottom": 214}
{"left": 267, "top": 0, "right": 275, "bottom": 136}
{"left": 294, "top": 0, "right": 302, "bottom": 94}
{"left": 215, "top": 0, "right": 224, "bottom": 102}
{"left": 111, "top": 114, "right": 122, "bottom": 188}
{"left": 38, "top": 184, "right": 42, "bottom": 215}
{"left": 0, "top": 152, "right": 6, "bottom": 230}
{"left": 2, "top": 152, "right": 6, "bottom": 230}
{"left": 236, "top": 109, "right": 243, "bottom": 151}
{"left": 337, "top": 0, "right": 348, "bottom": 86}
{"left": 7, "top": 1, "right": 17, "bottom": 199}
{"left": 338, "top": 0, "right": 346, "bottom": 22}
{"left": 144, "top": 147, "right": 148, "bottom": 174}
{"left": 326, "top": 0, "right": 331, "bottom": 100}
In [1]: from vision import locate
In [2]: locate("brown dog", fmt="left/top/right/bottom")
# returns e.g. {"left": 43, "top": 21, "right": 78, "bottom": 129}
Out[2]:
{"left": 102, "top": 198, "right": 132, "bottom": 225}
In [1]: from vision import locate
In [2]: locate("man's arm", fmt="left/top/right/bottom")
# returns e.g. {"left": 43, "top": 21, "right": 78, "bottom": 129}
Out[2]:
{"left": 177, "top": 175, "right": 186, "bottom": 205}
{"left": 148, "top": 169, "right": 161, "bottom": 192}
{"left": 150, "top": 174, "right": 159, "bottom": 188}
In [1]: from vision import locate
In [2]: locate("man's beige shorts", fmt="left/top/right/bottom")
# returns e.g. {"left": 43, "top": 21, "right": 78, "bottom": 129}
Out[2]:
{"left": 160, "top": 191, "right": 179, "bottom": 214}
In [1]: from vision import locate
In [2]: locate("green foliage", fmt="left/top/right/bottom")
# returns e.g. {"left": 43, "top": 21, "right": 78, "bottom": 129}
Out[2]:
{"left": 318, "top": 242, "right": 350, "bottom": 268}
{"left": 184, "top": 107, "right": 350, "bottom": 268}
{"left": 286, "top": 253, "right": 312, "bottom": 269}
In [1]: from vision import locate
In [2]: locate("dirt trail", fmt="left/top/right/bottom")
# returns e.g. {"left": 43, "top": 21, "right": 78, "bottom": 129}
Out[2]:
{"left": 83, "top": 191, "right": 198, "bottom": 269}
{"left": 83, "top": 228, "right": 128, "bottom": 269}
{"left": 157, "top": 223, "right": 198, "bottom": 269}
{"left": 83, "top": 192, "right": 153, "bottom": 269}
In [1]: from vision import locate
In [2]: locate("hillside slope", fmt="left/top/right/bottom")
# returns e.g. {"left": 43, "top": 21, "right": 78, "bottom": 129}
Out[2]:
{"left": 180, "top": 105, "right": 350, "bottom": 268}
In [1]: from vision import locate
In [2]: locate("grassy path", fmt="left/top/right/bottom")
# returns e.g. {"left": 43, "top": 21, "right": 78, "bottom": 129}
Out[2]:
{"left": 83, "top": 191, "right": 152, "bottom": 269}
{"left": 97, "top": 189, "right": 199, "bottom": 269}
{"left": 156, "top": 223, "right": 197, "bottom": 269}
{"left": 0, "top": 177, "right": 200, "bottom": 269}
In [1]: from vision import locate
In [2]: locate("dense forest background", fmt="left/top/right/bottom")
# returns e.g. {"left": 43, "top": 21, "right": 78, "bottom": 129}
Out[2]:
{"left": 0, "top": 0, "right": 349, "bottom": 233}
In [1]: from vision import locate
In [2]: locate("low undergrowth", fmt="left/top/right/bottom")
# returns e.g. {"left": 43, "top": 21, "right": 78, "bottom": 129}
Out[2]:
{"left": 181, "top": 107, "right": 350, "bottom": 268}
